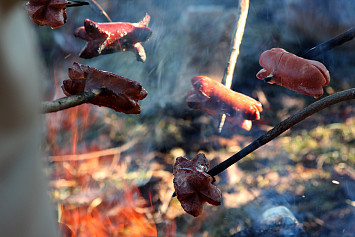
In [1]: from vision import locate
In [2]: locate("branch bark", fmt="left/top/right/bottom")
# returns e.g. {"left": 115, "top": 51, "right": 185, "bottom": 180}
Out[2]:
{"left": 221, "top": 0, "right": 249, "bottom": 88}
{"left": 172, "top": 88, "right": 355, "bottom": 197}
{"left": 302, "top": 27, "right": 355, "bottom": 59}
{"left": 41, "top": 88, "right": 104, "bottom": 113}
{"left": 208, "top": 88, "right": 355, "bottom": 176}
{"left": 67, "top": 1, "right": 90, "bottom": 7}
{"left": 219, "top": 0, "right": 249, "bottom": 131}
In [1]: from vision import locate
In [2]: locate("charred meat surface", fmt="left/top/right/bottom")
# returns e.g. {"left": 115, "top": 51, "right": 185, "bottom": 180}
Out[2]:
{"left": 74, "top": 14, "right": 152, "bottom": 61}
{"left": 173, "top": 153, "right": 221, "bottom": 217}
{"left": 62, "top": 62, "right": 147, "bottom": 114}
{"left": 26, "top": 0, "right": 68, "bottom": 29}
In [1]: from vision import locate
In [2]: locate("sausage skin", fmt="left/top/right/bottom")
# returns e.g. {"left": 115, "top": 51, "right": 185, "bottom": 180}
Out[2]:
{"left": 256, "top": 48, "right": 330, "bottom": 98}
{"left": 187, "top": 76, "right": 263, "bottom": 121}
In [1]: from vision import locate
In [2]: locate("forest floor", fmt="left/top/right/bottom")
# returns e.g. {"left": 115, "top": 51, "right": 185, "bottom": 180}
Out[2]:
{"left": 44, "top": 99, "right": 355, "bottom": 237}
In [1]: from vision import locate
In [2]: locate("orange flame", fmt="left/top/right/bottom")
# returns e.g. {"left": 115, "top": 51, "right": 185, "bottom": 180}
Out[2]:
{"left": 60, "top": 186, "right": 157, "bottom": 237}
{"left": 47, "top": 64, "right": 157, "bottom": 237}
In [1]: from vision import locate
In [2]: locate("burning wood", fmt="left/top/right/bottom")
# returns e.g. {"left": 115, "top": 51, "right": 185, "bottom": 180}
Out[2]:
{"left": 62, "top": 62, "right": 148, "bottom": 114}
{"left": 187, "top": 75, "right": 263, "bottom": 131}
{"left": 74, "top": 14, "right": 152, "bottom": 61}
{"left": 173, "top": 153, "right": 221, "bottom": 217}
{"left": 256, "top": 48, "right": 330, "bottom": 98}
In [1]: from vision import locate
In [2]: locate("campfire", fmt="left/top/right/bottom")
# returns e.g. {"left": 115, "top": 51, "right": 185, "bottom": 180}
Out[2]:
{"left": 15, "top": 0, "right": 355, "bottom": 236}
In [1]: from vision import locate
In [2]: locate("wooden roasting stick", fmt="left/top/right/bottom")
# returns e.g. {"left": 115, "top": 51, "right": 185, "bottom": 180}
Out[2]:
{"left": 207, "top": 88, "right": 355, "bottom": 177}
{"left": 219, "top": 0, "right": 249, "bottom": 132}
{"left": 172, "top": 88, "right": 355, "bottom": 197}
{"left": 262, "top": 27, "right": 355, "bottom": 84}
{"left": 67, "top": 1, "right": 89, "bottom": 7}
{"left": 209, "top": 27, "right": 355, "bottom": 177}
{"left": 302, "top": 27, "right": 355, "bottom": 59}
{"left": 173, "top": 3, "right": 355, "bottom": 199}
{"left": 41, "top": 88, "right": 104, "bottom": 113}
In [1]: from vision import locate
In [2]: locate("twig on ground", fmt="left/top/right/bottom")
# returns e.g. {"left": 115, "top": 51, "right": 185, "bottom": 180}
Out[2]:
{"left": 173, "top": 88, "right": 355, "bottom": 197}
{"left": 219, "top": 0, "right": 249, "bottom": 132}
{"left": 302, "top": 27, "right": 355, "bottom": 59}
{"left": 41, "top": 88, "right": 104, "bottom": 113}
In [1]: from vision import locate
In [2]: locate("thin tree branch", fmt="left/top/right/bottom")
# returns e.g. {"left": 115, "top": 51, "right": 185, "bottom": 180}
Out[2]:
{"left": 41, "top": 88, "right": 104, "bottom": 114}
{"left": 67, "top": 1, "right": 90, "bottom": 7}
{"left": 208, "top": 88, "right": 355, "bottom": 176}
{"left": 302, "top": 27, "right": 355, "bottom": 59}
{"left": 89, "top": 0, "right": 112, "bottom": 22}
{"left": 221, "top": 0, "right": 249, "bottom": 88}
{"left": 219, "top": 0, "right": 249, "bottom": 132}
{"left": 173, "top": 88, "right": 355, "bottom": 197}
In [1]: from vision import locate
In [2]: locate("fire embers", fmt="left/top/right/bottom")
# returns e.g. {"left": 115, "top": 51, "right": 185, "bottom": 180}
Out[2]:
{"left": 256, "top": 48, "right": 330, "bottom": 98}
{"left": 25, "top": 0, "right": 68, "bottom": 29}
{"left": 74, "top": 14, "right": 152, "bottom": 61}
{"left": 173, "top": 153, "right": 222, "bottom": 217}
{"left": 62, "top": 62, "right": 148, "bottom": 114}
{"left": 187, "top": 76, "right": 263, "bottom": 131}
